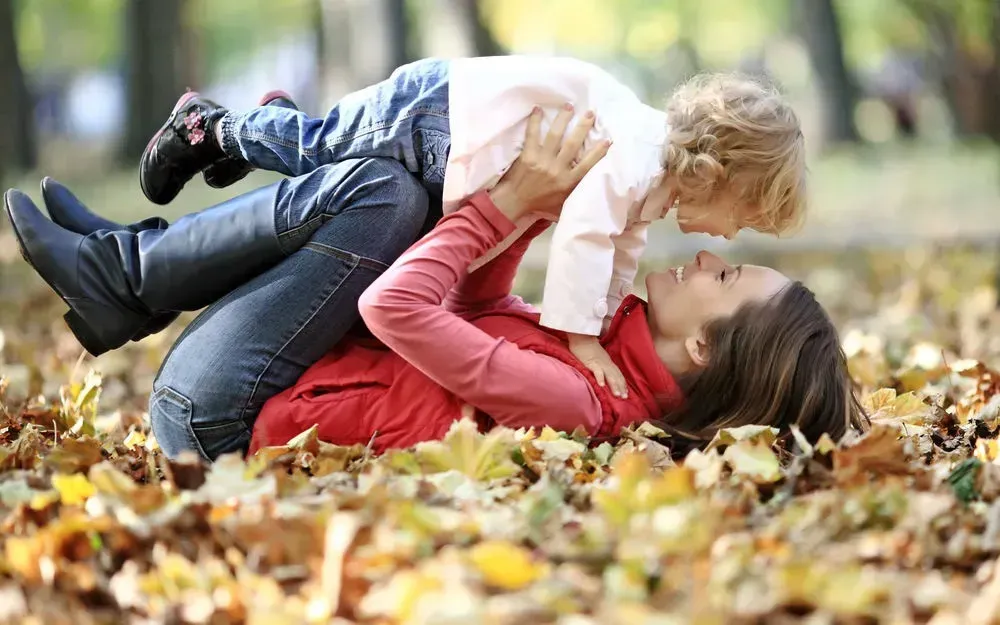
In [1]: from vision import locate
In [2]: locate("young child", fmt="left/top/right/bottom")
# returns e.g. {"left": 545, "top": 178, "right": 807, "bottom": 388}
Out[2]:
{"left": 139, "top": 56, "right": 806, "bottom": 400}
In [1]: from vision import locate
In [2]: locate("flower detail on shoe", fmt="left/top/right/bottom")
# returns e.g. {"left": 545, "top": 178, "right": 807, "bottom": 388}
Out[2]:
{"left": 184, "top": 111, "right": 202, "bottom": 130}
{"left": 183, "top": 111, "right": 207, "bottom": 145}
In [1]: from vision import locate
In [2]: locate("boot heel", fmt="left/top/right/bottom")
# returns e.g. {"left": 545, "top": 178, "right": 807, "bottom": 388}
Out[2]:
{"left": 63, "top": 310, "right": 111, "bottom": 357}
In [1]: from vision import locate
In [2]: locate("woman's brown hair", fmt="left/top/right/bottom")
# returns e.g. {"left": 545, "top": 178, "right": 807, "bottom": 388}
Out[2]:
{"left": 657, "top": 282, "right": 869, "bottom": 450}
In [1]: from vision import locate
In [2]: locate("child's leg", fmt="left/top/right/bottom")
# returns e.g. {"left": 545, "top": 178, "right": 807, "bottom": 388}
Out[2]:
{"left": 139, "top": 59, "right": 451, "bottom": 206}
{"left": 221, "top": 60, "right": 451, "bottom": 184}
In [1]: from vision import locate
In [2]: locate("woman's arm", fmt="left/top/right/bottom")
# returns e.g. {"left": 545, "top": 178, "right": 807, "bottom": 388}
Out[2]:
{"left": 443, "top": 219, "right": 551, "bottom": 313}
{"left": 359, "top": 107, "right": 611, "bottom": 433}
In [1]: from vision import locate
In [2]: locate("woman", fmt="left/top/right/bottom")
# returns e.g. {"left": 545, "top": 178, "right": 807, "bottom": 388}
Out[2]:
{"left": 5, "top": 109, "right": 865, "bottom": 461}
{"left": 250, "top": 110, "right": 866, "bottom": 455}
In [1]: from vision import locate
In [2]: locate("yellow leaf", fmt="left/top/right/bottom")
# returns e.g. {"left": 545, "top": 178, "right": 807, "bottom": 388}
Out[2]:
{"left": 632, "top": 422, "right": 669, "bottom": 439}
{"left": 29, "top": 490, "right": 59, "bottom": 510}
{"left": 863, "top": 389, "right": 932, "bottom": 423}
{"left": 74, "top": 369, "right": 103, "bottom": 412}
{"left": 890, "top": 392, "right": 930, "bottom": 418}
{"left": 51, "top": 473, "right": 96, "bottom": 506}
{"left": 366, "top": 569, "right": 443, "bottom": 621}
{"left": 468, "top": 540, "right": 546, "bottom": 590}
{"left": 706, "top": 424, "right": 779, "bottom": 451}
{"left": 646, "top": 466, "right": 696, "bottom": 505}
{"left": 122, "top": 429, "right": 146, "bottom": 450}
{"left": 683, "top": 448, "right": 726, "bottom": 489}
{"left": 5, "top": 536, "right": 42, "bottom": 583}
{"left": 815, "top": 433, "right": 838, "bottom": 454}
{"left": 977, "top": 439, "right": 1000, "bottom": 463}
{"left": 896, "top": 366, "right": 930, "bottom": 393}
{"left": 723, "top": 441, "right": 781, "bottom": 483}
{"left": 863, "top": 388, "right": 897, "bottom": 414}
{"left": 412, "top": 419, "right": 519, "bottom": 481}
{"left": 537, "top": 426, "right": 563, "bottom": 442}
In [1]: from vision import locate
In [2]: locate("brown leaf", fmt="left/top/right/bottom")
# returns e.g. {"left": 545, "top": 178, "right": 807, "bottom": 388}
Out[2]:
{"left": 162, "top": 451, "right": 207, "bottom": 491}
{"left": 44, "top": 435, "right": 104, "bottom": 473}
{"left": 832, "top": 424, "right": 920, "bottom": 485}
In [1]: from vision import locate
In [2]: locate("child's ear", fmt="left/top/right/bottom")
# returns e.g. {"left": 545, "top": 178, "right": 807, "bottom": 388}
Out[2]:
{"left": 683, "top": 333, "right": 711, "bottom": 368}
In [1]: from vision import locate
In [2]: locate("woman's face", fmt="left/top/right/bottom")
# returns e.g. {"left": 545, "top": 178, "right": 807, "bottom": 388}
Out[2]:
{"left": 645, "top": 251, "right": 790, "bottom": 355}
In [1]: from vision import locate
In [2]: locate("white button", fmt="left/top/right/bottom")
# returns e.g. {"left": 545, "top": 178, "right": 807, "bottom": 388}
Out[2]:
{"left": 593, "top": 299, "right": 608, "bottom": 318}
{"left": 619, "top": 283, "right": 632, "bottom": 298}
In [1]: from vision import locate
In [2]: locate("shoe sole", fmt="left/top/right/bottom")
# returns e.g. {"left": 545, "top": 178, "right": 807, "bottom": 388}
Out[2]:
{"left": 3, "top": 192, "right": 109, "bottom": 356}
{"left": 259, "top": 90, "right": 296, "bottom": 107}
{"left": 139, "top": 90, "right": 201, "bottom": 206}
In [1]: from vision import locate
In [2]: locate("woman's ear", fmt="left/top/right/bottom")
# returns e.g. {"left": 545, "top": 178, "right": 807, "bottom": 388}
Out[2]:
{"left": 683, "top": 333, "right": 711, "bottom": 368}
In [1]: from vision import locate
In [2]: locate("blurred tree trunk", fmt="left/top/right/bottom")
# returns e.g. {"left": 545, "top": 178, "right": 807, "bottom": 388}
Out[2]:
{"left": 797, "top": 0, "right": 860, "bottom": 144}
{"left": 386, "top": 0, "right": 411, "bottom": 67}
{"left": 418, "top": 0, "right": 475, "bottom": 58}
{"left": 314, "top": 0, "right": 412, "bottom": 108}
{"left": 901, "top": 0, "right": 991, "bottom": 138}
{"left": 986, "top": 0, "right": 1000, "bottom": 142}
{"left": 0, "top": 0, "right": 37, "bottom": 176}
{"left": 454, "top": 0, "right": 504, "bottom": 56}
{"left": 121, "top": 0, "right": 187, "bottom": 166}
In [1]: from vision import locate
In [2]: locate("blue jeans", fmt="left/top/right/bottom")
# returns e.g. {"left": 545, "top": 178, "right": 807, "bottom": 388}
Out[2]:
{"left": 150, "top": 158, "right": 430, "bottom": 461}
{"left": 219, "top": 58, "right": 452, "bottom": 198}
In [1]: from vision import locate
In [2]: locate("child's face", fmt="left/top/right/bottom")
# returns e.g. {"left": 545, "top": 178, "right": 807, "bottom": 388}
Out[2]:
{"left": 675, "top": 189, "right": 747, "bottom": 240}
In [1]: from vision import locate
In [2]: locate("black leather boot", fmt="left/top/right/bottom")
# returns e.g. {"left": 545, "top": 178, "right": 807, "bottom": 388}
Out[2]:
{"left": 202, "top": 90, "right": 299, "bottom": 189}
{"left": 40, "top": 177, "right": 179, "bottom": 341}
{"left": 139, "top": 92, "right": 228, "bottom": 205}
{"left": 5, "top": 182, "right": 286, "bottom": 356}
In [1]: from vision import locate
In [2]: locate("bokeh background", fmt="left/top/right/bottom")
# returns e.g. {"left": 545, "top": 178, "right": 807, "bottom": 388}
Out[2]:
{"left": 1, "top": 0, "right": 999, "bottom": 410}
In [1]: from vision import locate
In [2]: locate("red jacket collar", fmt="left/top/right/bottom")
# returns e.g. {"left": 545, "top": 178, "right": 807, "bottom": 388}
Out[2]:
{"left": 601, "top": 294, "right": 685, "bottom": 420}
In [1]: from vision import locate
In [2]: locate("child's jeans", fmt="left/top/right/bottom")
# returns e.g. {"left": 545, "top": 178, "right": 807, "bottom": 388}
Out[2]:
{"left": 218, "top": 58, "right": 452, "bottom": 199}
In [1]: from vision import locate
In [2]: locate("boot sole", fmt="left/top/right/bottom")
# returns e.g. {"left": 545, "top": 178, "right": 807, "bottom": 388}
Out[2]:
{"left": 139, "top": 90, "right": 201, "bottom": 206}
{"left": 4, "top": 194, "right": 129, "bottom": 357}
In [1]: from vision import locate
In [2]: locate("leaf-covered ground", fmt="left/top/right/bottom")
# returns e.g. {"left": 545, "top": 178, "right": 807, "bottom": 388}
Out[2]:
{"left": 6, "top": 236, "right": 1000, "bottom": 623}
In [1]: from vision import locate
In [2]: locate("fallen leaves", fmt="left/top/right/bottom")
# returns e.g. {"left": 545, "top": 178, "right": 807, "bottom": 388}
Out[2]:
{"left": 1, "top": 363, "right": 999, "bottom": 623}
{"left": 7, "top": 259, "right": 1000, "bottom": 622}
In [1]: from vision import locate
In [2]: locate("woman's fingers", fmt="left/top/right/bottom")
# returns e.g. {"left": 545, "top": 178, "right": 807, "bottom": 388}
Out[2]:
{"left": 571, "top": 139, "right": 611, "bottom": 183}
{"left": 522, "top": 107, "right": 543, "bottom": 161}
{"left": 542, "top": 104, "right": 575, "bottom": 156}
{"left": 557, "top": 110, "right": 595, "bottom": 167}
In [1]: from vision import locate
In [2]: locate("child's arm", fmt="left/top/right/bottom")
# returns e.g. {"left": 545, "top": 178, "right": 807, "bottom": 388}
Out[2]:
{"left": 608, "top": 223, "right": 649, "bottom": 316}
{"left": 539, "top": 148, "right": 637, "bottom": 399}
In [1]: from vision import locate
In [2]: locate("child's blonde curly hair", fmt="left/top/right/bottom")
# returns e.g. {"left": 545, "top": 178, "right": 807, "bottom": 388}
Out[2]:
{"left": 664, "top": 73, "right": 806, "bottom": 236}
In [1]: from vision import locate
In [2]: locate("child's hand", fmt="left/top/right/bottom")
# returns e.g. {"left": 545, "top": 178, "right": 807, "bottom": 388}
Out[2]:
{"left": 566, "top": 333, "right": 628, "bottom": 399}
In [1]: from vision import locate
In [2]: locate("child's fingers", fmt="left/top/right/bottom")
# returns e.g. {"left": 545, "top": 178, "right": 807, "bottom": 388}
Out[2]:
{"left": 590, "top": 364, "right": 607, "bottom": 388}
{"left": 523, "top": 107, "right": 543, "bottom": 160}
{"left": 609, "top": 369, "right": 629, "bottom": 399}
{"left": 542, "top": 104, "right": 575, "bottom": 156}
{"left": 557, "top": 110, "right": 595, "bottom": 168}
{"left": 571, "top": 139, "right": 611, "bottom": 182}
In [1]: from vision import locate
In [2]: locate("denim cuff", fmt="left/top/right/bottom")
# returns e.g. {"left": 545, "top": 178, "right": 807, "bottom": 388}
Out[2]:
{"left": 218, "top": 111, "right": 246, "bottom": 158}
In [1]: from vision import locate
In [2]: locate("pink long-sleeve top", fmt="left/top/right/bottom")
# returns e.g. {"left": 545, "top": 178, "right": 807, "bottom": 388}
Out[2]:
{"left": 248, "top": 192, "right": 683, "bottom": 454}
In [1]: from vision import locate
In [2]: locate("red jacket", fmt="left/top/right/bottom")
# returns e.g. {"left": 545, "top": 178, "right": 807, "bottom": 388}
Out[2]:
{"left": 248, "top": 193, "right": 683, "bottom": 455}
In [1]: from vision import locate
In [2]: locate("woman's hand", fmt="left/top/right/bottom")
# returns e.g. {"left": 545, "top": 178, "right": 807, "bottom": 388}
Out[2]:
{"left": 488, "top": 104, "right": 610, "bottom": 222}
